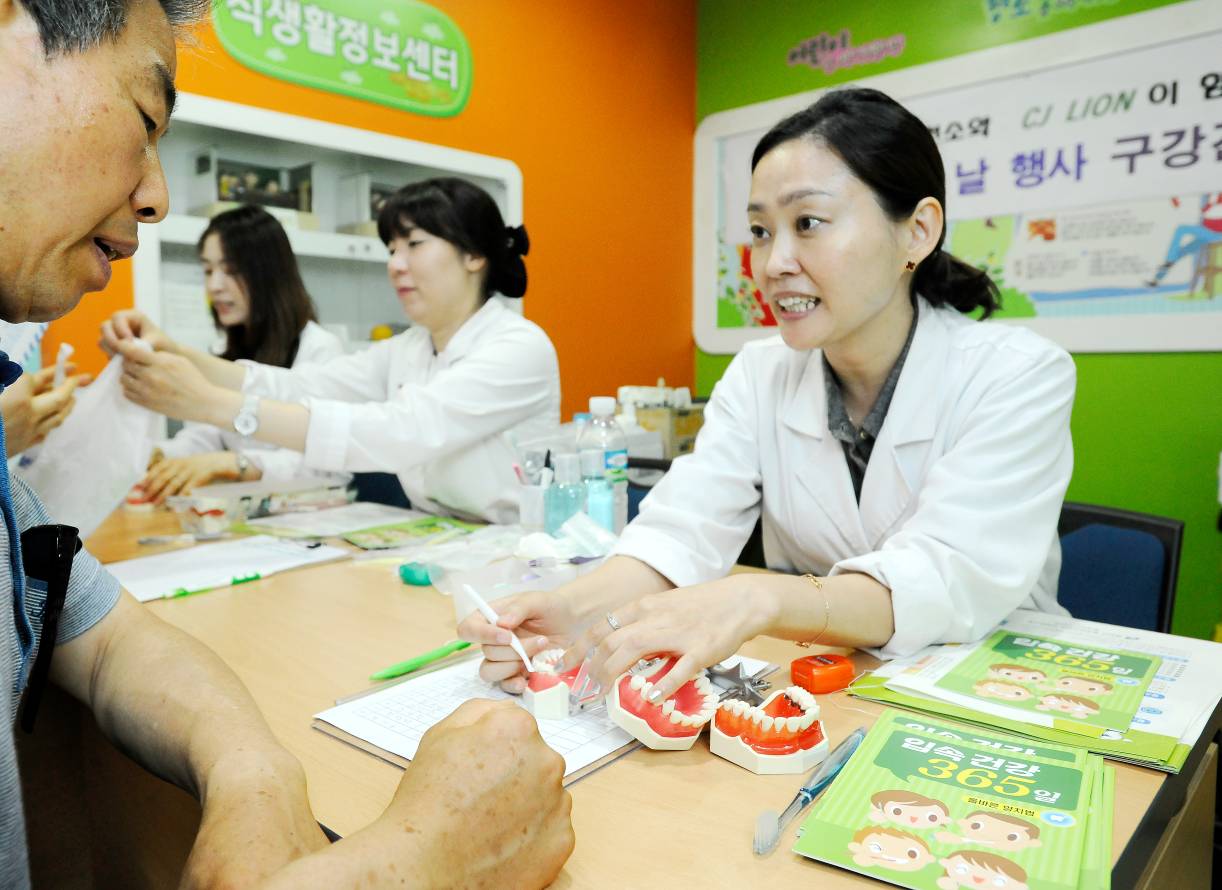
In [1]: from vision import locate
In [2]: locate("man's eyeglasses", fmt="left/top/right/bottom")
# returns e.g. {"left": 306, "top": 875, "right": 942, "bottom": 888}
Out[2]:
{"left": 19, "top": 523, "right": 80, "bottom": 733}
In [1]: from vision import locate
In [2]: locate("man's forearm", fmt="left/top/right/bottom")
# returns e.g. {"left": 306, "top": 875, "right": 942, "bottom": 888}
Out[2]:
{"left": 51, "top": 593, "right": 304, "bottom": 799}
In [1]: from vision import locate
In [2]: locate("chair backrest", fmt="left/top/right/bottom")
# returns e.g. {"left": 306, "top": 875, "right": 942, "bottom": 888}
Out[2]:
{"left": 1056, "top": 501, "right": 1183, "bottom": 633}
{"left": 350, "top": 472, "right": 411, "bottom": 509}
{"left": 624, "top": 456, "right": 769, "bottom": 568}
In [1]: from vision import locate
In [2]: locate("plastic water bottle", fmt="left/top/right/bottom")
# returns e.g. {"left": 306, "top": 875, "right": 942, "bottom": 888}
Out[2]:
{"left": 544, "top": 452, "right": 586, "bottom": 535}
{"left": 576, "top": 397, "right": 628, "bottom": 533}
{"left": 580, "top": 448, "right": 614, "bottom": 532}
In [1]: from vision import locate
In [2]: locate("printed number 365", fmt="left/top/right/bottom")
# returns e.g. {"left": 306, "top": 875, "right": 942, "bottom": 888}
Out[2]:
{"left": 918, "top": 758, "right": 1036, "bottom": 797}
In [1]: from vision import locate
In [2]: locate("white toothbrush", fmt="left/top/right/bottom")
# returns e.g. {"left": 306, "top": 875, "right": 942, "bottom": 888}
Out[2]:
{"left": 752, "top": 727, "right": 866, "bottom": 856}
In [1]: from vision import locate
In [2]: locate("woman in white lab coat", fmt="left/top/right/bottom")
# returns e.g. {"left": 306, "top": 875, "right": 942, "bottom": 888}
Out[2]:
{"left": 141, "top": 204, "right": 344, "bottom": 502}
{"left": 463, "top": 88, "right": 1075, "bottom": 698}
{"left": 103, "top": 178, "right": 560, "bottom": 523}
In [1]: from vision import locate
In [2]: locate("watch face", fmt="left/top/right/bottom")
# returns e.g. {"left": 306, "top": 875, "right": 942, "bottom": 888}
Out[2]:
{"left": 234, "top": 412, "right": 258, "bottom": 437}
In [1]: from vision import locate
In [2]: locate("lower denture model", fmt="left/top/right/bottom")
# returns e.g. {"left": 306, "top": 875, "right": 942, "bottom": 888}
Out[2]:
{"left": 710, "top": 685, "right": 829, "bottom": 774}
{"left": 606, "top": 656, "right": 719, "bottom": 750}
{"left": 523, "top": 649, "right": 583, "bottom": 720}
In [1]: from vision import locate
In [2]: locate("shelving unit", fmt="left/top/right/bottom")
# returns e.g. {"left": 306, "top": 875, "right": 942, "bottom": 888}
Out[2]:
{"left": 134, "top": 92, "right": 522, "bottom": 353}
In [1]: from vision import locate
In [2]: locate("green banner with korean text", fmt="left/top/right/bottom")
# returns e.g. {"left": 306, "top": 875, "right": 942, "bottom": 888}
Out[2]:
{"left": 214, "top": 0, "right": 472, "bottom": 117}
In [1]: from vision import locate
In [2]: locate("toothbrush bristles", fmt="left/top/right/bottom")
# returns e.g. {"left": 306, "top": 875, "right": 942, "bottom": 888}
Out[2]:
{"left": 752, "top": 810, "right": 780, "bottom": 856}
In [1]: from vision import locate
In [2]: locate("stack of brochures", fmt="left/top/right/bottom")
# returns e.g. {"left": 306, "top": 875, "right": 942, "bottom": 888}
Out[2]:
{"left": 794, "top": 710, "right": 1114, "bottom": 890}
{"left": 850, "top": 610, "right": 1222, "bottom": 773}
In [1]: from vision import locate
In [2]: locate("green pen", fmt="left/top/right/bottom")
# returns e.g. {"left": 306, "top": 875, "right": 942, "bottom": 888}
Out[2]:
{"left": 370, "top": 640, "right": 472, "bottom": 681}
{"left": 170, "top": 572, "right": 263, "bottom": 599}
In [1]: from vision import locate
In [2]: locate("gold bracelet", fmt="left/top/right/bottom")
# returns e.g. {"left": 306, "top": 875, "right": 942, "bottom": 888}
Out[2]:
{"left": 795, "top": 574, "right": 830, "bottom": 648}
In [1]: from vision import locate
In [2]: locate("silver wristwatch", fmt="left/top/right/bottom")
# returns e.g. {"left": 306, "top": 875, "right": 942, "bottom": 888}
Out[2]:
{"left": 233, "top": 394, "right": 260, "bottom": 438}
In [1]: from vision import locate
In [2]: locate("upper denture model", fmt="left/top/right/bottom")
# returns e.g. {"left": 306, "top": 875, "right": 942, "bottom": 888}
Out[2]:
{"left": 606, "top": 656, "right": 719, "bottom": 750}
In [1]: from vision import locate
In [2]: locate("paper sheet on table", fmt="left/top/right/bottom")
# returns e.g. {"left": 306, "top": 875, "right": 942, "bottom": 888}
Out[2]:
{"left": 109, "top": 535, "right": 349, "bottom": 601}
{"left": 245, "top": 502, "right": 425, "bottom": 537}
{"left": 315, "top": 658, "right": 635, "bottom": 779}
{"left": 314, "top": 654, "right": 777, "bottom": 780}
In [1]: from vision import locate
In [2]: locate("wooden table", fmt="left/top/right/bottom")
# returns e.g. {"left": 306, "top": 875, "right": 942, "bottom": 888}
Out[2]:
{"left": 28, "top": 508, "right": 1217, "bottom": 888}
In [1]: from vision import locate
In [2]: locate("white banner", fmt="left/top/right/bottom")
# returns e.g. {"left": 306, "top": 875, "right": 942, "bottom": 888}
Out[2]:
{"left": 699, "top": 21, "right": 1222, "bottom": 353}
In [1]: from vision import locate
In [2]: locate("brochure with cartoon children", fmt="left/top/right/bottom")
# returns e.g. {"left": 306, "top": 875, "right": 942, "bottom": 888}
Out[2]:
{"left": 342, "top": 515, "right": 479, "bottom": 550}
{"left": 885, "top": 630, "right": 1161, "bottom": 738}
{"left": 849, "top": 668, "right": 1181, "bottom": 771}
{"left": 794, "top": 710, "right": 1105, "bottom": 890}
{"left": 850, "top": 609, "right": 1222, "bottom": 772}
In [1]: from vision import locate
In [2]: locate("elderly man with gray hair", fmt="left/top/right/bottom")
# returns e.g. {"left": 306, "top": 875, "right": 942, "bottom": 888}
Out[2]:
{"left": 0, "top": 2, "right": 573, "bottom": 887}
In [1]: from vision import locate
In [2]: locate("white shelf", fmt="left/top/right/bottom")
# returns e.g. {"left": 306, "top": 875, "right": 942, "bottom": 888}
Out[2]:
{"left": 159, "top": 214, "right": 388, "bottom": 264}
{"left": 135, "top": 92, "right": 522, "bottom": 343}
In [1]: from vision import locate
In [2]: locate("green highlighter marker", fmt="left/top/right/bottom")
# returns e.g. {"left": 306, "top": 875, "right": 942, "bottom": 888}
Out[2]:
{"left": 370, "top": 640, "right": 472, "bottom": 681}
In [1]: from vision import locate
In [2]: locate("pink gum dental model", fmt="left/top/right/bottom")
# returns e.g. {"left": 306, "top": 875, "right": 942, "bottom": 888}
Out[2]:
{"left": 606, "top": 656, "right": 718, "bottom": 750}
{"left": 522, "top": 649, "right": 583, "bottom": 720}
{"left": 710, "top": 685, "right": 828, "bottom": 774}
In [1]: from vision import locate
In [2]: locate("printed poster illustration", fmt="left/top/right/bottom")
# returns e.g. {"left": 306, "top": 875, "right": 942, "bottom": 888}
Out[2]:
{"left": 702, "top": 29, "right": 1222, "bottom": 352}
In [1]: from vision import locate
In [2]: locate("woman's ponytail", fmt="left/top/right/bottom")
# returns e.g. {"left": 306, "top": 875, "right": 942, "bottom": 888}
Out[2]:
{"left": 912, "top": 248, "right": 1001, "bottom": 318}
{"left": 492, "top": 224, "right": 530, "bottom": 299}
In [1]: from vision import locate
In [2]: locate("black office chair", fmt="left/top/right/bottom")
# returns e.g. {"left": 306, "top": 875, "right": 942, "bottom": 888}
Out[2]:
{"left": 350, "top": 472, "right": 411, "bottom": 509}
{"left": 1056, "top": 501, "right": 1183, "bottom": 634}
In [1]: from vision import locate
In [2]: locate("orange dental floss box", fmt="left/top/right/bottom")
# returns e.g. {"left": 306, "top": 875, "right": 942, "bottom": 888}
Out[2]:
{"left": 790, "top": 653, "right": 855, "bottom": 694}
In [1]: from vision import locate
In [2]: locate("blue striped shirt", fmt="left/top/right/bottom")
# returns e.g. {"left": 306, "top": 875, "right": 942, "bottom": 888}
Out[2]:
{"left": 1, "top": 465, "right": 120, "bottom": 889}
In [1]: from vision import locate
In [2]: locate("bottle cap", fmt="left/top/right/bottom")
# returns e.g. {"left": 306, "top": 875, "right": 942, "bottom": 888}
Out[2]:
{"left": 553, "top": 452, "right": 581, "bottom": 485}
{"left": 790, "top": 653, "right": 855, "bottom": 694}
{"left": 589, "top": 396, "right": 616, "bottom": 417}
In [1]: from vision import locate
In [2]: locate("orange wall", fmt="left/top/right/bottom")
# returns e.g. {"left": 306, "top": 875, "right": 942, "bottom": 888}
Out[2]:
{"left": 45, "top": 1, "right": 697, "bottom": 418}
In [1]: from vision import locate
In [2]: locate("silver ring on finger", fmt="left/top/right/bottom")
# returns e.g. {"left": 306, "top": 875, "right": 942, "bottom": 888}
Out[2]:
{"left": 605, "top": 612, "right": 622, "bottom": 632}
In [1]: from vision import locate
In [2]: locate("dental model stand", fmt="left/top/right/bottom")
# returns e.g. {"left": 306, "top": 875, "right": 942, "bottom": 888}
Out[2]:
{"left": 523, "top": 649, "right": 581, "bottom": 720}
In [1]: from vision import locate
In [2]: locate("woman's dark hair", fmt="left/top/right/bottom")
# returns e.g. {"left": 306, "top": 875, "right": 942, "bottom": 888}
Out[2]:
{"left": 751, "top": 87, "right": 1000, "bottom": 318}
{"left": 198, "top": 205, "right": 318, "bottom": 367}
{"left": 377, "top": 177, "right": 529, "bottom": 300}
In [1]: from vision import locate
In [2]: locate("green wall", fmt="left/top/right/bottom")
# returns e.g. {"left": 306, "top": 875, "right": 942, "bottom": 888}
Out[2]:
{"left": 696, "top": 0, "right": 1220, "bottom": 639}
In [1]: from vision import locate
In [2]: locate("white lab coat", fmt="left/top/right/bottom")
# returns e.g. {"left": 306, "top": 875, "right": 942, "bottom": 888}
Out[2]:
{"left": 158, "top": 320, "right": 345, "bottom": 481}
{"left": 239, "top": 298, "right": 561, "bottom": 524}
{"left": 615, "top": 298, "right": 1075, "bottom": 658}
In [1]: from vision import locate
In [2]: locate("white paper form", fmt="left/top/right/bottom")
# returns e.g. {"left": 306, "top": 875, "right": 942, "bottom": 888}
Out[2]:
{"left": 315, "top": 658, "right": 633, "bottom": 778}
{"left": 109, "top": 535, "right": 349, "bottom": 601}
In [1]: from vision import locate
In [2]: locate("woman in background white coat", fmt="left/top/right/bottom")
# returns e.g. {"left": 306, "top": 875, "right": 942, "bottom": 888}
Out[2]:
{"left": 463, "top": 88, "right": 1075, "bottom": 699}
{"left": 103, "top": 178, "right": 560, "bottom": 523}
{"left": 142, "top": 204, "right": 344, "bottom": 502}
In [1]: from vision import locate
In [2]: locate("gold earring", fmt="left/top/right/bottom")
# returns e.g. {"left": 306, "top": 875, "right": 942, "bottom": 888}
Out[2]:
{"left": 905, "top": 260, "right": 916, "bottom": 271}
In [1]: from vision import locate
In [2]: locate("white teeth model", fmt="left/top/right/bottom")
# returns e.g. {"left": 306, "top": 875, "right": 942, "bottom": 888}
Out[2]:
{"left": 760, "top": 716, "right": 775, "bottom": 731}
{"left": 662, "top": 700, "right": 675, "bottom": 715}
{"left": 668, "top": 709, "right": 683, "bottom": 724}
{"left": 630, "top": 674, "right": 645, "bottom": 691}
{"left": 786, "top": 716, "right": 803, "bottom": 732}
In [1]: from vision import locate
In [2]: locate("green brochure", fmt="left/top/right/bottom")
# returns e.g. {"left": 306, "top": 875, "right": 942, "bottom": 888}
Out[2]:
{"left": 885, "top": 631, "right": 1161, "bottom": 739}
{"left": 1078, "top": 763, "right": 1114, "bottom": 890}
{"left": 931, "top": 631, "right": 1161, "bottom": 735}
{"left": 794, "top": 710, "right": 1101, "bottom": 890}
{"left": 342, "top": 515, "right": 479, "bottom": 550}
{"left": 850, "top": 673, "right": 1182, "bottom": 770}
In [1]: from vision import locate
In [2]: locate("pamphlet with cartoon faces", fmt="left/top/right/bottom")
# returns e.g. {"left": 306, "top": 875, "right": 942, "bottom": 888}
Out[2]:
{"left": 891, "top": 630, "right": 1160, "bottom": 738}
{"left": 793, "top": 711, "right": 1106, "bottom": 890}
